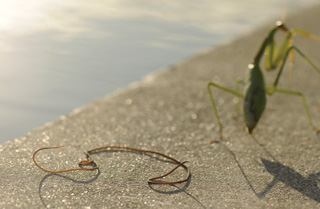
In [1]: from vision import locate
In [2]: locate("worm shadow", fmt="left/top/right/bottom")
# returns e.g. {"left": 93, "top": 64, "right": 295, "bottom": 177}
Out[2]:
{"left": 149, "top": 174, "right": 206, "bottom": 209}
{"left": 148, "top": 173, "right": 191, "bottom": 194}
{"left": 39, "top": 169, "right": 101, "bottom": 208}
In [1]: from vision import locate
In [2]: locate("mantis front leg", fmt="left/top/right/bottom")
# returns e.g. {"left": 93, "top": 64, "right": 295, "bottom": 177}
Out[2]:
{"left": 207, "top": 82, "right": 244, "bottom": 142}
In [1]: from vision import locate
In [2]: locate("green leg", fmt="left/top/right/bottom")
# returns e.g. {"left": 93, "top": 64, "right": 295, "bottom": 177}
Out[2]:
{"left": 267, "top": 46, "right": 320, "bottom": 134}
{"left": 207, "top": 82, "right": 244, "bottom": 142}
{"left": 266, "top": 86, "right": 320, "bottom": 134}
{"left": 235, "top": 79, "right": 245, "bottom": 116}
{"left": 272, "top": 46, "right": 320, "bottom": 89}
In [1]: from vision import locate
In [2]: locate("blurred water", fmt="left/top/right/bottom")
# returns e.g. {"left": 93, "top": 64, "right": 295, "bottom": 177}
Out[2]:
{"left": 0, "top": 0, "right": 319, "bottom": 144}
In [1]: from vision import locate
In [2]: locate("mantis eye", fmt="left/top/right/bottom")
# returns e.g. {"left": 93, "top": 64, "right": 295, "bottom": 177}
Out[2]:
{"left": 276, "top": 21, "right": 283, "bottom": 26}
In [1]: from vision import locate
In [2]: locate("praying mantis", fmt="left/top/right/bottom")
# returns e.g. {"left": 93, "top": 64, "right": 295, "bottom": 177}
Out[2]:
{"left": 208, "top": 21, "right": 320, "bottom": 142}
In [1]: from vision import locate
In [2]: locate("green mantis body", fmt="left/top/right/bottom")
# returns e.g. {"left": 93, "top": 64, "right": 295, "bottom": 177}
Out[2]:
{"left": 208, "top": 21, "right": 320, "bottom": 141}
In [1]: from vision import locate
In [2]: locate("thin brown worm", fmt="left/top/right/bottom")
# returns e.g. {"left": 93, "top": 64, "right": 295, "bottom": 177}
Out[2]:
{"left": 148, "top": 161, "right": 190, "bottom": 185}
{"left": 33, "top": 146, "right": 191, "bottom": 185}
{"left": 33, "top": 146, "right": 98, "bottom": 174}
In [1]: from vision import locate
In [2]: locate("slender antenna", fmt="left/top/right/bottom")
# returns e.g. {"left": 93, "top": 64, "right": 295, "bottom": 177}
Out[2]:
{"left": 281, "top": 0, "right": 287, "bottom": 22}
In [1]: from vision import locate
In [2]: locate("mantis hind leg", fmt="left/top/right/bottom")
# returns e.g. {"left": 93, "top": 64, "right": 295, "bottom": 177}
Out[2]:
{"left": 266, "top": 86, "right": 320, "bottom": 134}
{"left": 207, "top": 82, "right": 244, "bottom": 142}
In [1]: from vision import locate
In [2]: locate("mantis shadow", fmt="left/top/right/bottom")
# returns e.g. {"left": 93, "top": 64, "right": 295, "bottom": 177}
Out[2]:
{"left": 219, "top": 137, "right": 320, "bottom": 203}
{"left": 260, "top": 158, "right": 320, "bottom": 202}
